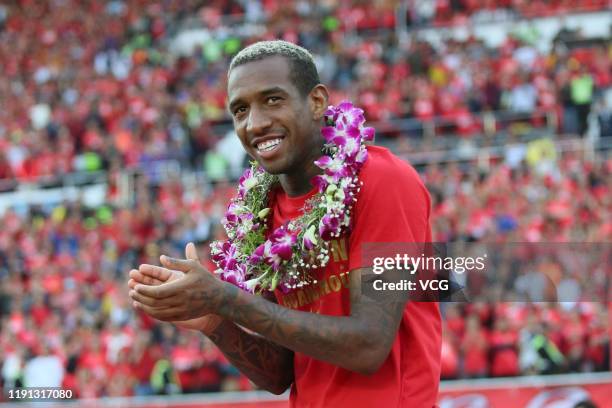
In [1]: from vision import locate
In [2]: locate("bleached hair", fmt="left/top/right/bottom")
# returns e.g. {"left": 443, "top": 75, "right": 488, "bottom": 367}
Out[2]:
{"left": 228, "top": 40, "right": 320, "bottom": 96}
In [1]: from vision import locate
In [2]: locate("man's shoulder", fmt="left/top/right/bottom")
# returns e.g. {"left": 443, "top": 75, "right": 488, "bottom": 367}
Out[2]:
{"left": 360, "top": 145, "right": 425, "bottom": 192}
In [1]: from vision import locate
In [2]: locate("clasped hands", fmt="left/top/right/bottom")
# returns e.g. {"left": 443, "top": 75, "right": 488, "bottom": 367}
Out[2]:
{"left": 128, "top": 242, "right": 225, "bottom": 334}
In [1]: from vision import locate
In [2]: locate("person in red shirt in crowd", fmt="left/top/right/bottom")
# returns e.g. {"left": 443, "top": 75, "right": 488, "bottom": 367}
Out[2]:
{"left": 128, "top": 40, "right": 441, "bottom": 407}
{"left": 563, "top": 308, "right": 587, "bottom": 371}
{"left": 461, "top": 314, "right": 489, "bottom": 378}
{"left": 78, "top": 337, "right": 108, "bottom": 382}
{"left": 0, "top": 152, "right": 16, "bottom": 190}
{"left": 489, "top": 316, "right": 520, "bottom": 377}
{"left": 444, "top": 303, "right": 465, "bottom": 340}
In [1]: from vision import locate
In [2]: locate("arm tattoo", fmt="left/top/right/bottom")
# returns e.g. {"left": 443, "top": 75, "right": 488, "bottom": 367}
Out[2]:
{"left": 207, "top": 319, "right": 294, "bottom": 394}
{"left": 215, "top": 269, "right": 407, "bottom": 373}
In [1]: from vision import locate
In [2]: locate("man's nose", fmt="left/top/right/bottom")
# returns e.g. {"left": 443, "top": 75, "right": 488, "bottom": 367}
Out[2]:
{"left": 246, "top": 106, "right": 272, "bottom": 135}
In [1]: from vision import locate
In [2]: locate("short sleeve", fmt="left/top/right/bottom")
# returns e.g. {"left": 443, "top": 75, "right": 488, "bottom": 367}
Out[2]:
{"left": 348, "top": 152, "right": 431, "bottom": 271}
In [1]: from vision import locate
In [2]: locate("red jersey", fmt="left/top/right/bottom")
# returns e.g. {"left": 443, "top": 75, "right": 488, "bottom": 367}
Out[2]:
{"left": 272, "top": 146, "right": 441, "bottom": 407}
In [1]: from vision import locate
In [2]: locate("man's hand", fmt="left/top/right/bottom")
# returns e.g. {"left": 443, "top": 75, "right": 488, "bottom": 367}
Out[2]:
{"left": 130, "top": 243, "right": 294, "bottom": 394}
{"left": 128, "top": 243, "right": 223, "bottom": 334}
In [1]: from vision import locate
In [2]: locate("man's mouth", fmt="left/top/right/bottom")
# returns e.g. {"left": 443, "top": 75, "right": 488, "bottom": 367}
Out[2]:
{"left": 256, "top": 138, "right": 283, "bottom": 153}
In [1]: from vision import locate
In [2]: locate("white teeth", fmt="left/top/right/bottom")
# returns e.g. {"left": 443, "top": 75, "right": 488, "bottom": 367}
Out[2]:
{"left": 257, "top": 138, "right": 282, "bottom": 152}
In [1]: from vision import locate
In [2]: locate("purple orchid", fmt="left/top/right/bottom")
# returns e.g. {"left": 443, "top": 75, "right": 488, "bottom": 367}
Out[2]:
{"left": 314, "top": 155, "right": 333, "bottom": 168}
{"left": 355, "top": 147, "right": 368, "bottom": 165}
{"left": 210, "top": 240, "right": 226, "bottom": 263}
{"left": 222, "top": 243, "right": 239, "bottom": 271}
{"left": 337, "top": 108, "right": 365, "bottom": 129}
{"left": 222, "top": 202, "right": 244, "bottom": 229}
{"left": 319, "top": 214, "right": 340, "bottom": 241}
{"left": 324, "top": 107, "right": 339, "bottom": 125}
{"left": 211, "top": 241, "right": 239, "bottom": 271}
{"left": 248, "top": 240, "right": 285, "bottom": 272}
{"left": 263, "top": 240, "right": 283, "bottom": 271}
{"left": 249, "top": 242, "right": 266, "bottom": 264}
{"left": 362, "top": 127, "right": 375, "bottom": 141}
{"left": 314, "top": 156, "right": 350, "bottom": 183}
{"left": 223, "top": 263, "right": 246, "bottom": 287}
{"left": 321, "top": 122, "right": 360, "bottom": 143}
{"left": 332, "top": 133, "right": 361, "bottom": 159}
{"left": 311, "top": 174, "right": 329, "bottom": 193}
{"left": 269, "top": 227, "right": 297, "bottom": 261}
{"left": 235, "top": 212, "right": 255, "bottom": 239}
{"left": 343, "top": 189, "right": 355, "bottom": 206}
{"left": 237, "top": 167, "right": 263, "bottom": 198}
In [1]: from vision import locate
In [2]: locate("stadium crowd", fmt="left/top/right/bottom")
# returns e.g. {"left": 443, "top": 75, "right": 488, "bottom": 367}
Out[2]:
{"left": 428, "top": 148, "right": 610, "bottom": 378}
{"left": 0, "top": 0, "right": 610, "bottom": 400}
{"left": 406, "top": 0, "right": 610, "bottom": 27}
{"left": 0, "top": 146, "right": 609, "bottom": 396}
{"left": 0, "top": 0, "right": 610, "bottom": 187}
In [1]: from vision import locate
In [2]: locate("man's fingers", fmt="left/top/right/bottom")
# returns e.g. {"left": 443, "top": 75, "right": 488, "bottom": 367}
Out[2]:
{"left": 129, "top": 289, "right": 180, "bottom": 308}
{"left": 130, "top": 289, "right": 158, "bottom": 307}
{"left": 132, "top": 302, "right": 181, "bottom": 322}
{"left": 185, "top": 242, "right": 199, "bottom": 261}
{"left": 138, "top": 264, "right": 175, "bottom": 282}
{"left": 131, "top": 268, "right": 166, "bottom": 286}
{"left": 135, "top": 278, "right": 184, "bottom": 299}
{"left": 159, "top": 255, "right": 194, "bottom": 273}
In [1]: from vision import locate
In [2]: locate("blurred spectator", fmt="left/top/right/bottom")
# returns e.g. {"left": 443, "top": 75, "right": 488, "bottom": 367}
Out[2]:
{"left": 595, "top": 97, "right": 612, "bottom": 137}
{"left": 1, "top": 343, "right": 24, "bottom": 389}
{"left": 203, "top": 146, "right": 230, "bottom": 183}
{"left": 489, "top": 316, "right": 519, "bottom": 377}
{"left": 571, "top": 65, "right": 595, "bottom": 135}
{"left": 519, "top": 317, "right": 565, "bottom": 375}
{"left": 23, "top": 343, "right": 64, "bottom": 388}
{"left": 509, "top": 74, "right": 537, "bottom": 113}
{"left": 461, "top": 315, "right": 489, "bottom": 378}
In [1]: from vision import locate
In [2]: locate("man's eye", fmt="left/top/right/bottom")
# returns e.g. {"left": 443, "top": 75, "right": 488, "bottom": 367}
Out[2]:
{"left": 234, "top": 107, "right": 246, "bottom": 116}
{"left": 267, "top": 96, "right": 281, "bottom": 104}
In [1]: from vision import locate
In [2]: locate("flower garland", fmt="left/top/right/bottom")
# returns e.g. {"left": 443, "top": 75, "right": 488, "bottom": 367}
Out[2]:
{"left": 210, "top": 101, "right": 374, "bottom": 293}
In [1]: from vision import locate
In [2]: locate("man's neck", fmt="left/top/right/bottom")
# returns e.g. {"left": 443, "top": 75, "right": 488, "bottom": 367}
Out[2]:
{"left": 278, "top": 159, "right": 321, "bottom": 197}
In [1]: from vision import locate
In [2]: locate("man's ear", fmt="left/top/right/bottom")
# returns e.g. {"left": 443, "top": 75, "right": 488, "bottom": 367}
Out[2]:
{"left": 309, "top": 84, "right": 329, "bottom": 121}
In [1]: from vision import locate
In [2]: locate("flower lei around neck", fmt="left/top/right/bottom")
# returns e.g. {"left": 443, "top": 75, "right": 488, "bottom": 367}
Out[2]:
{"left": 210, "top": 101, "right": 374, "bottom": 294}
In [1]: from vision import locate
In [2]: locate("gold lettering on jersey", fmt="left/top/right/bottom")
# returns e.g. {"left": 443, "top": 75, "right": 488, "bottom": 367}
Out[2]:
{"left": 296, "top": 290, "right": 307, "bottom": 307}
{"left": 339, "top": 271, "right": 350, "bottom": 288}
{"left": 319, "top": 277, "right": 331, "bottom": 296}
{"left": 278, "top": 270, "right": 356, "bottom": 311}
{"left": 281, "top": 293, "right": 297, "bottom": 309}
{"left": 306, "top": 286, "right": 320, "bottom": 303}
{"left": 330, "top": 238, "right": 348, "bottom": 262}
{"left": 328, "top": 275, "right": 342, "bottom": 292}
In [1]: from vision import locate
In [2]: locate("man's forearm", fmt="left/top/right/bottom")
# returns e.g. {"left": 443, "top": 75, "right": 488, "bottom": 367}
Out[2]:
{"left": 215, "top": 282, "right": 403, "bottom": 375}
{"left": 205, "top": 319, "right": 294, "bottom": 394}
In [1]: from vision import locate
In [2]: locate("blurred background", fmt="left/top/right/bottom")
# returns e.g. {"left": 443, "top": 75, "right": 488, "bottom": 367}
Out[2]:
{"left": 0, "top": 0, "right": 610, "bottom": 407}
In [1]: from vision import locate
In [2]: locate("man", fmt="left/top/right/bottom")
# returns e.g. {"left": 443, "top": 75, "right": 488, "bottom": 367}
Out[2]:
{"left": 128, "top": 40, "right": 441, "bottom": 407}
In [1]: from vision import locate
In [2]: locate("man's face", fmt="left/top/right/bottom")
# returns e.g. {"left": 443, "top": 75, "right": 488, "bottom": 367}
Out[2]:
{"left": 227, "top": 56, "right": 320, "bottom": 175}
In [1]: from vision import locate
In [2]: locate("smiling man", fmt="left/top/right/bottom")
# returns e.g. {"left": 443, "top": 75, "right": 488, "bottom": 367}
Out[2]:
{"left": 128, "top": 40, "right": 441, "bottom": 407}
{"left": 227, "top": 51, "right": 327, "bottom": 195}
